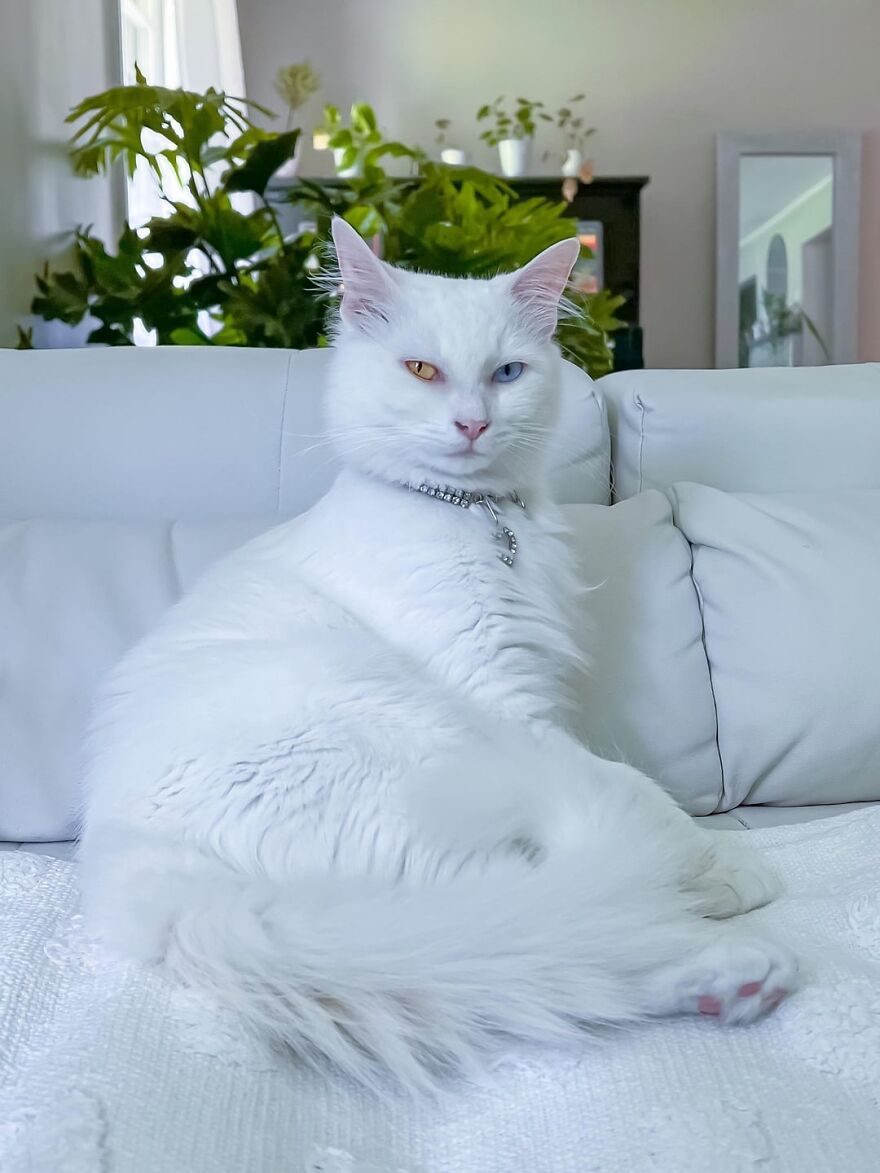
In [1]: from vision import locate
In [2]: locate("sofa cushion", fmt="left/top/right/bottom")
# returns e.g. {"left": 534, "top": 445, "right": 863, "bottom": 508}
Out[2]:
{"left": 0, "top": 519, "right": 267, "bottom": 841}
{"left": 696, "top": 802, "right": 879, "bottom": 830}
{"left": 563, "top": 494, "right": 722, "bottom": 814}
{"left": 670, "top": 483, "right": 880, "bottom": 808}
{"left": 600, "top": 364, "right": 880, "bottom": 500}
{"left": 0, "top": 348, "right": 611, "bottom": 519}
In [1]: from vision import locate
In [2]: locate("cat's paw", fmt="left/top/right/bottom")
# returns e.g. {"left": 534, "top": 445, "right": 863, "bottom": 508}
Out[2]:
{"left": 662, "top": 930, "right": 799, "bottom": 1025}
{"left": 687, "top": 840, "right": 782, "bottom": 919}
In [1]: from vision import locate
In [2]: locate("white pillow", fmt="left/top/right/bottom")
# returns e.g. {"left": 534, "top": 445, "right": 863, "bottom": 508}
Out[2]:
{"left": 0, "top": 520, "right": 267, "bottom": 841}
{"left": 670, "top": 483, "right": 880, "bottom": 807}
{"left": 563, "top": 494, "right": 722, "bottom": 814}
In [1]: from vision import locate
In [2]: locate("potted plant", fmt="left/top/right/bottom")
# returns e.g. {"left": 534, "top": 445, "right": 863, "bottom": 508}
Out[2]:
{"left": 21, "top": 72, "right": 622, "bottom": 378}
{"left": 477, "top": 96, "right": 551, "bottom": 177}
{"left": 272, "top": 61, "right": 320, "bottom": 179}
{"left": 434, "top": 118, "right": 466, "bottom": 166}
{"left": 546, "top": 94, "right": 595, "bottom": 179}
{"left": 314, "top": 102, "right": 383, "bottom": 178}
{"left": 746, "top": 290, "right": 829, "bottom": 368}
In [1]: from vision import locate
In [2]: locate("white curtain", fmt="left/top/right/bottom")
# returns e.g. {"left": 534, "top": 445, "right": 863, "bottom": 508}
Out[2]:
{"left": 119, "top": 0, "right": 246, "bottom": 342}
{"left": 121, "top": 0, "right": 247, "bottom": 230}
{"left": 173, "top": 0, "right": 246, "bottom": 95}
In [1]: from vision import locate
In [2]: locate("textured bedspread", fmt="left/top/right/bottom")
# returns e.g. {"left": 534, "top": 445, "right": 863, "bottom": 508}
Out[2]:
{"left": 1, "top": 810, "right": 879, "bottom": 1173}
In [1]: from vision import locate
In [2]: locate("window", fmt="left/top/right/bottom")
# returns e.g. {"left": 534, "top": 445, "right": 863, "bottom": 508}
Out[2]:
{"left": 120, "top": 0, "right": 180, "bottom": 88}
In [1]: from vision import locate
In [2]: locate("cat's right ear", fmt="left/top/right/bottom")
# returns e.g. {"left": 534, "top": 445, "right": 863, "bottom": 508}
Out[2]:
{"left": 331, "top": 217, "right": 396, "bottom": 331}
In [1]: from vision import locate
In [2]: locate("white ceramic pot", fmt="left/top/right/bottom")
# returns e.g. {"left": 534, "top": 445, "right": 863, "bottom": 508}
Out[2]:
{"left": 561, "top": 148, "right": 582, "bottom": 178}
{"left": 333, "top": 148, "right": 363, "bottom": 179}
{"left": 440, "top": 147, "right": 467, "bottom": 166}
{"left": 497, "top": 137, "right": 530, "bottom": 178}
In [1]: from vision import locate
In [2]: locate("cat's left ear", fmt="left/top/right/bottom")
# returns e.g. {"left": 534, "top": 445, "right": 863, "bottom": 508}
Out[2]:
{"left": 331, "top": 216, "right": 397, "bottom": 331}
{"left": 508, "top": 237, "right": 581, "bottom": 337}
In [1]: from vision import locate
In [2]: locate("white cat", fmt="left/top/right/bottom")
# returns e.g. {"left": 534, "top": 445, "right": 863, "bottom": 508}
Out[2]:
{"left": 80, "top": 218, "right": 797, "bottom": 1093}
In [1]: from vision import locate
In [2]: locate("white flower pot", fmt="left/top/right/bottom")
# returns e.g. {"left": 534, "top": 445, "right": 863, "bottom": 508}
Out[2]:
{"left": 497, "top": 138, "right": 530, "bottom": 178}
{"left": 561, "top": 148, "right": 582, "bottom": 178}
{"left": 333, "top": 148, "right": 363, "bottom": 179}
{"left": 440, "top": 147, "right": 467, "bottom": 166}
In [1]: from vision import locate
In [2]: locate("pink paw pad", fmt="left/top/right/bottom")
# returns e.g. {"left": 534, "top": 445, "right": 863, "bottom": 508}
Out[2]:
{"left": 737, "top": 980, "right": 764, "bottom": 998}
{"left": 697, "top": 995, "right": 722, "bottom": 1016}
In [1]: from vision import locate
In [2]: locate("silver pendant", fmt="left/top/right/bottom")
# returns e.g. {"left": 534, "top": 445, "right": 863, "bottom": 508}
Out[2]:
{"left": 496, "top": 525, "right": 518, "bottom": 567}
{"left": 409, "top": 482, "right": 524, "bottom": 568}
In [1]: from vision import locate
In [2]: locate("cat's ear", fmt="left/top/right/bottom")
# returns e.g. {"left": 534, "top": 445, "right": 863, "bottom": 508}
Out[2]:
{"left": 331, "top": 216, "right": 397, "bottom": 331}
{"left": 509, "top": 237, "right": 581, "bottom": 337}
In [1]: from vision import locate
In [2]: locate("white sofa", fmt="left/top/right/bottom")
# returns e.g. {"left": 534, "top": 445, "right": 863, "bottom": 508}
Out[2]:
{"left": 1, "top": 347, "right": 879, "bottom": 856}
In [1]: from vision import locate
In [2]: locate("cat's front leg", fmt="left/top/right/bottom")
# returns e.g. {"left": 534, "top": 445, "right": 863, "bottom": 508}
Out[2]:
{"left": 402, "top": 724, "right": 781, "bottom": 918}
{"left": 560, "top": 748, "right": 782, "bottom": 918}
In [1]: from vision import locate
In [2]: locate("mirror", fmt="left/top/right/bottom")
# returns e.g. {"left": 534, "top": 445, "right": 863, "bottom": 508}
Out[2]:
{"left": 716, "top": 133, "right": 861, "bottom": 369}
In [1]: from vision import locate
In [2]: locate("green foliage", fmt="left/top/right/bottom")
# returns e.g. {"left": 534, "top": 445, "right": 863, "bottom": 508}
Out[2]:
{"left": 67, "top": 65, "right": 272, "bottom": 183}
{"left": 759, "top": 290, "right": 829, "bottom": 361}
{"left": 434, "top": 118, "right": 452, "bottom": 147}
{"left": 477, "top": 97, "right": 553, "bottom": 147}
{"left": 552, "top": 94, "right": 595, "bottom": 153}
{"left": 26, "top": 72, "right": 317, "bottom": 347}
{"left": 290, "top": 163, "right": 621, "bottom": 376}
{"left": 25, "top": 76, "right": 621, "bottom": 376}
{"left": 557, "top": 288, "right": 626, "bottom": 380}
{"left": 314, "top": 102, "right": 417, "bottom": 175}
{"left": 274, "top": 61, "right": 320, "bottom": 114}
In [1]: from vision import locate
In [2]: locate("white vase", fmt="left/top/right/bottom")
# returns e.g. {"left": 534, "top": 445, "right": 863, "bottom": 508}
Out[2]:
{"left": 440, "top": 147, "right": 467, "bottom": 166}
{"left": 333, "top": 148, "right": 363, "bottom": 179}
{"left": 497, "top": 138, "right": 530, "bottom": 178}
{"left": 561, "top": 148, "right": 582, "bottom": 178}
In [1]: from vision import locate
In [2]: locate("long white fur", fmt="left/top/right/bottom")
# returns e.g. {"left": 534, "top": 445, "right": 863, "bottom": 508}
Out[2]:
{"left": 80, "top": 219, "right": 797, "bottom": 1094}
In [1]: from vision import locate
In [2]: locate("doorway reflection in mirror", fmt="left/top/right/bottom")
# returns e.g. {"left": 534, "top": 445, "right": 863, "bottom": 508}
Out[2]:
{"left": 738, "top": 155, "right": 833, "bottom": 368}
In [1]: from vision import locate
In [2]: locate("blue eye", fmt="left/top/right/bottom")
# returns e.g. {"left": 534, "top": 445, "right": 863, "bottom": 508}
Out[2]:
{"left": 492, "top": 361, "right": 524, "bottom": 384}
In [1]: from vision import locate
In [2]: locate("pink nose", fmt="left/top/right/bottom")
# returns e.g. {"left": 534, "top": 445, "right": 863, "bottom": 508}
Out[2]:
{"left": 455, "top": 418, "right": 490, "bottom": 443}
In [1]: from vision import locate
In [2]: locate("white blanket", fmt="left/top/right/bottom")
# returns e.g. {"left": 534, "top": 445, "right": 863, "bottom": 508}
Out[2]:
{"left": 2, "top": 810, "right": 879, "bottom": 1173}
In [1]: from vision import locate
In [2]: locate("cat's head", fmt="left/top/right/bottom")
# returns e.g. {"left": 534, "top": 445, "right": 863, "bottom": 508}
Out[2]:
{"left": 325, "top": 217, "right": 579, "bottom": 494}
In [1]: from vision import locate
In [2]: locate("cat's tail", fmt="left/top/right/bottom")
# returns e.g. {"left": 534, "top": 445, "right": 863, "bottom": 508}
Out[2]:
{"left": 157, "top": 842, "right": 698, "bottom": 1094}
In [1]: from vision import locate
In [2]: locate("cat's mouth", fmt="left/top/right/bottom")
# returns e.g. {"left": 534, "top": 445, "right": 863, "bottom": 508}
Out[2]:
{"left": 450, "top": 444, "right": 488, "bottom": 462}
{"left": 453, "top": 436, "right": 492, "bottom": 458}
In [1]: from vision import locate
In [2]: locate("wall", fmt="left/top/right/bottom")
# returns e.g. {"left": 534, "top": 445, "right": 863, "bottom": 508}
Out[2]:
{"left": 0, "top": 0, "right": 122, "bottom": 347}
{"left": 237, "top": 0, "right": 880, "bottom": 369}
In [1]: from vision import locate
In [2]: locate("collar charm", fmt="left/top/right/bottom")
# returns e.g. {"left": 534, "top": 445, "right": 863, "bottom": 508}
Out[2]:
{"left": 410, "top": 482, "right": 526, "bottom": 568}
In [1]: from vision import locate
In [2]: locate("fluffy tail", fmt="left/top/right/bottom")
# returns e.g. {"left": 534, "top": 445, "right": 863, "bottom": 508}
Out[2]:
{"left": 162, "top": 846, "right": 697, "bottom": 1093}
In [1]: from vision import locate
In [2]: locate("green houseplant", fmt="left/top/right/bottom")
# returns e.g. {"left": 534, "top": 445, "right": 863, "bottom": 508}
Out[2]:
{"left": 21, "top": 69, "right": 325, "bottom": 348}
{"left": 274, "top": 60, "right": 321, "bottom": 128}
{"left": 477, "top": 96, "right": 552, "bottom": 177}
{"left": 740, "top": 290, "right": 830, "bottom": 367}
{"left": 312, "top": 102, "right": 415, "bottom": 179}
{"left": 546, "top": 94, "right": 595, "bottom": 179}
{"left": 272, "top": 60, "right": 320, "bottom": 179}
{"left": 290, "top": 162, "right": 624, "bottom": 375}
{"left": 433, "top": 118, "right": 465, "bottom": 166}
{"left": 22, "top": 73, "right": 622, "bottom": 376}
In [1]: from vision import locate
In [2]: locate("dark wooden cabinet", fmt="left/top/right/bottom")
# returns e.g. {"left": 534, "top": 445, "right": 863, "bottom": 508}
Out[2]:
{"left": 508, "top": 177, "right": 647, "bottom": 323}
{"left": 508, "top": 177, "right": 648, "bottom": 370}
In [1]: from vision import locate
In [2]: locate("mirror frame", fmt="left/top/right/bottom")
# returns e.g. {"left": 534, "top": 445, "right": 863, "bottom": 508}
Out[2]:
{"left": 715, "top": 131, "right": 862, "bottom": 369}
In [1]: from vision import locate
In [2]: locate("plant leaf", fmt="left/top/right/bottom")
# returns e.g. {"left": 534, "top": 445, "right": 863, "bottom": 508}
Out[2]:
{"left": 224, "top": 130, "right": 300, "bottom": 196}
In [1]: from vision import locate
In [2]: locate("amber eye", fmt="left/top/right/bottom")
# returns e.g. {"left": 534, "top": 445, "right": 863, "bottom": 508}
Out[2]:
{"left": 404, "top": 360, "right": 440, "bottom": 382}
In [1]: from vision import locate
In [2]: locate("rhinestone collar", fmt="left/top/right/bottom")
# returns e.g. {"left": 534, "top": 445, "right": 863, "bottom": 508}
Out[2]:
{"left": 406, "top": 481, "right": 526, "bottom": 567}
